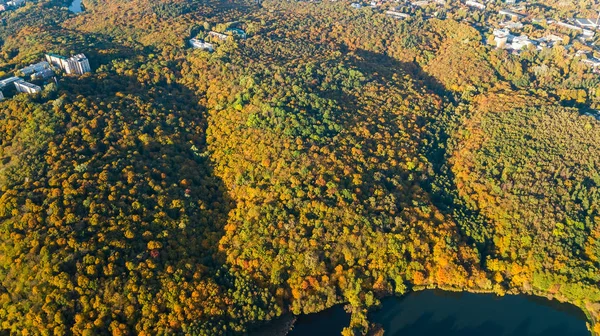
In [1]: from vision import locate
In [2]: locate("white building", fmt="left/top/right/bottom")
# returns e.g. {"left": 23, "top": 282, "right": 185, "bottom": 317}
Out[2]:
{"left": 189, "top": 38, "right": 214, "bottom": 51}
{"left": 46, "top": 53, "right": 91, "bottom": 75}
{"left": 31, "top": 68, "right": 54, "bottom": 80}
{"left": 582, "top": 58, "right": 600, "bottom": 68}
{"left": 411, "top": 0, "right": 430, "bottom": 7}
{"left": 499, "top": 9, "right": 525, "bottom": 20}
{"left": 7, "top": 0, "right": 24, "bottom": 7}
{"left": 386, "top": 10, "right": 410, "bottom": 19}
{"left": 350, "top": 2, "right": 362, "bottom": 8}
{"left": 46, "top": 54, "right": 69, "bottom": 70}
{"left": 511, "top": 35, "right": 532, "bottom": 50}
{"left": 493, "top": 28, "right": 512, "bottom": 48}
{"left": 465, "top": 1, "right": 485, "bottom": 10}
{"left": 19, "top": 61, "right": 50, "bottom": 76}
{"left": 501, "top": 21, "right": 523, "bottom": 30}
{"left": 582, "top": 29, "right": 595, "bottom": 39}
{"left": 66, "top": 54, "right": 91, "bottom": 75}
{"left": 574, "top": 18, "right": 599, "bottom": 29}
{"left": 554, "top": 21, "right": 582, "bottom": 31}
{"left": 14, "top": 80, "right": 41, "bottom": 94}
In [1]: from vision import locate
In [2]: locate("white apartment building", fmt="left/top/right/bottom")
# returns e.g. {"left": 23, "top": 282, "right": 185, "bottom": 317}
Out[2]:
{"left": 14, "top": 80, "right": 41, "bottom": 94}
{"left": 45, "top": 53, "right": 91, "bottom": 75}
{"left": 66, "top": 54, "right": 91, "bottom": 75}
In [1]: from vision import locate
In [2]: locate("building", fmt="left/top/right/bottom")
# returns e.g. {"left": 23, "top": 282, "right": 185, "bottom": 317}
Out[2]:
{"left": 582, "top": 57, "right": 600, "bottom": 68}
{"left": 208, "top": 31, "right": 228, "bottom": 41}
{"left": 554, "top": 21, "right": 583, "bottom": 32}
{"left": 0, "top": 91, "right": 4, "bottom": 101}
{"left": 350, "top": 2, "right": 362, "bottom": 8}
{"left": 411, "top": 0, "right": 430, "bottom": 7}
{"left": 499, "top": 9, "right": 525, "bottom": 20}
{"left": 386, "top": 10, "right": 410, "bottom": 19}
{"left": 14, "top": 80, "right": 41, "bottom": 94}
{"left": 7, "top": 0, "right": 24, "bottom": 7}
{"left": 536, "top": 34, "right": 565, "bottom": 48}
{"left": 511, "top": 35, "right": 532, "bottom": 50}
{"left": 66, "top": 54, "right": 91, "bottom": 75}
{"left": 501, "top": 21, "right": 523, "bottom": 30}
{"left": 31, "top": 68, "right": 54, "bottom": 80}
{"left": 465, "top": 1, "right": 485, "bottom": 10}
{"left": 189, "top": 38, "right": 214, "bottom": 51}
{"left": 46, "top": 53, "right": 69, "bottom": 69}
{"left": 19, "top": 61, "right": 50, "bottom": 76}
{"left": 493, "top": 28, "right": 512, "bottom": 48}
{"left": 46, "top": 53, "right": 91, "bottom": 75}
{"left": 0, "top": 76, "right": 21, "bottom": 90}
{"left": 582, "top": 29, "right": 595, "bottom": 39}
{"left": 574, "top": 18, "right": 599, "bottom": 29}
{"left": 0, "top": 4, "right": 6, "bottom": 11}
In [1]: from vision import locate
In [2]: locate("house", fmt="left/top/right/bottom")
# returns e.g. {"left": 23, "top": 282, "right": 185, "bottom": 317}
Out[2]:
{"left": 465, "top": 1, "right": 485, "bottom": 10}
{"left": 505, "top": 0, "right": 516, "bottom": 3}
{"left": 14, "top": 80, "right": 41, "bottom": 94}
{"left": 208, "top": 31, "right": 228, "bottom": 41}
{"left": 350, "top": 2, "right": 362, "bottom": 8}
{"left": 0, "top": 4, "right": 6, "bottom": 11}
{"left": 19, "top": 61, "right": 50, "bottom": 76}
{"left": 386, "top": 10, "right": 410, "bottom": 19}
{"left": 189, "top": 38, "right": 214, "bottom": 51}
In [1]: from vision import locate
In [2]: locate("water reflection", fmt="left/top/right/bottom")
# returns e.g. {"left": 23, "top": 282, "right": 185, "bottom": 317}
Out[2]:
{"left": 290, "top": 290, "right": 589, "bottom": 336}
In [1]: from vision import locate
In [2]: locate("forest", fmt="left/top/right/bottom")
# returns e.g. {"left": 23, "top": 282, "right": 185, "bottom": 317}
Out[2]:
{"left": 0, "top": 0, "right": 599, "bottom": 335}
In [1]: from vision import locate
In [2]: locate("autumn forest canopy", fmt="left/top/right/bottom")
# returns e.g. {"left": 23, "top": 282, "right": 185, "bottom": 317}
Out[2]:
{"left": 0, "top": 0, "right": 599, "bottom": 335}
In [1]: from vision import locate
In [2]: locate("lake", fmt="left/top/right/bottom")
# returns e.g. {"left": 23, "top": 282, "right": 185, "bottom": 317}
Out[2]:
{"left": 289, "top": 290, "right": 590, "bottom": 336}
{"left": 68, "top": 0, "right": 82, "bottom": 13}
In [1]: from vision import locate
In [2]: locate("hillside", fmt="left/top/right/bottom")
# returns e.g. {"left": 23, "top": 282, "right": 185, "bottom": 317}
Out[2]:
{"left": 1, "top": 0, "right": 600, "bottom": 335}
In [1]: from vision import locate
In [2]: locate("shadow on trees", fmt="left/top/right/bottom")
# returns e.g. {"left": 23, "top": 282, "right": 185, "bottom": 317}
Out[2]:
{"left": 345, "top": 48, "right": 493, "bottom": 252}
{"left": 7, "top": 66, "right": 278, "bottom": 332}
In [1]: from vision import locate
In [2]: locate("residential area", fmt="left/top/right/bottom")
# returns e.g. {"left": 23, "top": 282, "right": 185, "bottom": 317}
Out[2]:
{"left": 0, "top": 52, "right": 91, "bottom": 100}
{"left": 350, "top": 0, "right": 600, "bottom": 72}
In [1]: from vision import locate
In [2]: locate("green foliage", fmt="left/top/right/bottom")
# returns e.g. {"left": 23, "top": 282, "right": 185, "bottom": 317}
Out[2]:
{"left": 1, "top": 0, "right": 600, "bottom": 334}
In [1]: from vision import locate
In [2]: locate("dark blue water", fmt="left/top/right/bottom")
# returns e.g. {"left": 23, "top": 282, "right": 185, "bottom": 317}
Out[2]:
{"left": 289, "top": 290, "right": 590, "bottom": 336}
